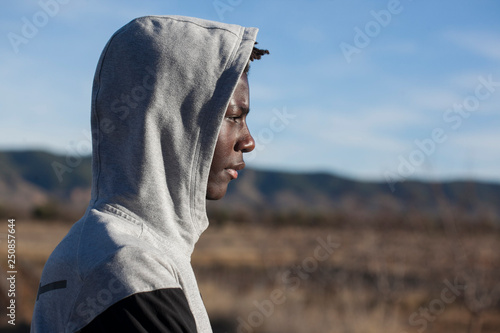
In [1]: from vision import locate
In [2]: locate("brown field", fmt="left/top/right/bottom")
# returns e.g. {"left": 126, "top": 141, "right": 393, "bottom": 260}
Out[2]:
{"left": 1, "top": 219, "right": 499, "bottom": 333}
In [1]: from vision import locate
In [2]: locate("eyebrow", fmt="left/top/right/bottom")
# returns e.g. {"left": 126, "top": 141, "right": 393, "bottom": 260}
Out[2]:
{"left": 229, "top": 105, "right": 250, "bottom": 115}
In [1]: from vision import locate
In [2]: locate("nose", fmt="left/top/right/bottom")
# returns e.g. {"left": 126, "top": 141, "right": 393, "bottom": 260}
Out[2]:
{"left": 237, "top": 126, "right": 255, "bottom": 153}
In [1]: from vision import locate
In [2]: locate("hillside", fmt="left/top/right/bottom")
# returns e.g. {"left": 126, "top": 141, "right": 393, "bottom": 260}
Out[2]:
{"left": 1, "top": 150, "right": 499, "bottom": 226}
{"left": 0, "top": 150, "right": 91, "bottom": 218}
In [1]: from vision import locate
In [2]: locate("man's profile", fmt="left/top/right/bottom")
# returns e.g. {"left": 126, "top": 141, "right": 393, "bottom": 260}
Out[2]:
{"left": 31, "top": 15, "right": 268, "bottom": 332}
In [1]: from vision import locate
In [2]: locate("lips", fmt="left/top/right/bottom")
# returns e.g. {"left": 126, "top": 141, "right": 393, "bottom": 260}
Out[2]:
{"left": 226, "top": 169, "right": 239, "bottom": 179}
{"left": 225, "top": 162, "right": 245, "bottom": 180}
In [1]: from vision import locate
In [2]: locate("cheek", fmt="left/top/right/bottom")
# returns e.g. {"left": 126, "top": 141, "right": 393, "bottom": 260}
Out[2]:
{"left": 213, "top": 126, "right": 234, "bottom": 164}
{"left": 220, "top": 132, "right": 234, "bottom": 150}
{"left": 211, "top": 142, "right": 224, "bottom": 171}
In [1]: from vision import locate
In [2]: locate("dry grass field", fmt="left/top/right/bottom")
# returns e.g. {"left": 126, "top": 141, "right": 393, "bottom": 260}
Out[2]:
{"left": 1, "top": 219, "right": 499, "bottom": 333}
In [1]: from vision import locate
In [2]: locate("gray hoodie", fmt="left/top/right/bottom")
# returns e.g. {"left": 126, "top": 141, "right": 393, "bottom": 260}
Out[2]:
{"left": 31, "top": 15, "right": 258, "bottom": 332}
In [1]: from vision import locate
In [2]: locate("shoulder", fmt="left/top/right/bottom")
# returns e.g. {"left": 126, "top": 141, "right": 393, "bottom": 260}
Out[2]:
{"left": 78, "top": 288, "right": 199, "bottom": 332}
{"left": 68, "top": 239, "right": 182, "bottom": 330}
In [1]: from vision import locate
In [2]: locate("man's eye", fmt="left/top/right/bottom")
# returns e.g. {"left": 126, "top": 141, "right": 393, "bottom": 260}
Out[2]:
{"left": 227, "top": 116, "right": 241, "bottom": 122}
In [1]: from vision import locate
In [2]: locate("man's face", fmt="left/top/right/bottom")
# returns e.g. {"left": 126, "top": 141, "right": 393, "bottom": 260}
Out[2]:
{"left": 206, "top": 72, "right": 255, "bottom": 200}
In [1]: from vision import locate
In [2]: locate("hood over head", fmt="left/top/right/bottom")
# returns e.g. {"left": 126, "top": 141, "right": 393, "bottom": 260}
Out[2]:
{"left": 90, "top": 16, "right": 258, "bottom": 253}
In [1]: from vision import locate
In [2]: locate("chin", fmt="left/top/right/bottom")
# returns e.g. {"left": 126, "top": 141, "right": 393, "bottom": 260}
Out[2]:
{"left": 206, "top": 186, "right": 228, "bottom": 200}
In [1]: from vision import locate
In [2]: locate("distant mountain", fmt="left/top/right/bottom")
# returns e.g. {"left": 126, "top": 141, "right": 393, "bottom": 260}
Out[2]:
{"left": 211, "top": 168, "right": 500, "bottom": 227}
{"left": 0, "top": 150, "right": 91, "bottom": 193}
{"left": 1, "top": 150, "right": 499, "bottom": 225}
{"left": 222, "top": 168, "right": 500, "bottom": 210}
{"left": 0, "top": 150, "right": 91, "bottom": 216}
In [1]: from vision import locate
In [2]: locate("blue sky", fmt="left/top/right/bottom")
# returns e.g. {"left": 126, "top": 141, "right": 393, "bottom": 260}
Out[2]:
{"left": 1, "top": 0, "right": 500, "bottom": 183}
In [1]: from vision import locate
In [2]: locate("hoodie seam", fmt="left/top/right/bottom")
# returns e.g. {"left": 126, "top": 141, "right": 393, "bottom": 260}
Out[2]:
{"left": 140, "top": 15, "right": 251, "bottom": 40}
{"left": 99, "top": 205, "right": 145, "bottom": 239}
{"left": 101, "top": 204, "right": 142, "bottom": 224}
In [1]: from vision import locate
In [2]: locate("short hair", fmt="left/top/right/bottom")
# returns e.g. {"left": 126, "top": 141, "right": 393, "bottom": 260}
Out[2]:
{"left": 244, "top": 43, "right": 269, "bottom": 74}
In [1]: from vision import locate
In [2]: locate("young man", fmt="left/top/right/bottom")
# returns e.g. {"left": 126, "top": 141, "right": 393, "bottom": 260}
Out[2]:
{"left": 31, "top": 15, "right": 268, "bottom": 332}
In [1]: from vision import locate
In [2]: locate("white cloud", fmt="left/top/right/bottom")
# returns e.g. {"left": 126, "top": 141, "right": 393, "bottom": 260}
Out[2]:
{"left": 407, "top": 87, "right": 461, "bottom": 111}
{"left": 251, "top": 83, "right": 287, "bottom": 103}
{"left": 443, "top": 30, "right": 500, "bottom": 61}
{"left": 449, "top": 131, "right": 500, "bottom": 156}
{"left": 292, "top": 106, "right": 425, "bottom": 155}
